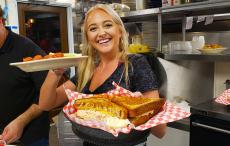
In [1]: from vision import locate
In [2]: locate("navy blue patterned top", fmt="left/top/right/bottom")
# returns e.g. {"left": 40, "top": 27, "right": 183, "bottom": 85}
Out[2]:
{"left": 70, "top": 54, "right": 159, "bottom": 146}
{"left": 71, "top": 54, "right": 158, "bottom": 93}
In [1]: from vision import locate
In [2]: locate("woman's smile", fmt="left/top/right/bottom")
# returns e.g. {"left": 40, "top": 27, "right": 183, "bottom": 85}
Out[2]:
{"left": 98, "top": 38, "right": 111, "bottom": 44}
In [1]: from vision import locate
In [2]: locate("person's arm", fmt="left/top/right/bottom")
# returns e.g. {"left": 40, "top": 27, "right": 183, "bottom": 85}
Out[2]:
{"left": 39, "top": 69, "right": 76, "bottom": 111}
{"left": 142, "top": 91, "right": 166, "bottom": 138}
{"left": 0, "top": 104, "right": 42, "bottom": 144}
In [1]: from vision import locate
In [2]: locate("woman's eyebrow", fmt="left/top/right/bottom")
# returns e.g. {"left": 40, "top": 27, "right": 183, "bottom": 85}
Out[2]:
{"left": 87, "top": 20, "right": 113, "bottom": 28}
{"left": 88, "top": 23, "right": 96, "bottom": 28}
{"left": 103, "top": 20, "right": 113, "bottom": 23}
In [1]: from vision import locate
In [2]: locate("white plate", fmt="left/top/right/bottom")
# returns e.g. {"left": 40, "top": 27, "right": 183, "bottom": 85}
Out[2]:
{"left": 10, "top": 53, "right": 88, "bottom": 72}
{"left": 197, "top": 48, "right": 226, "bottom": 54}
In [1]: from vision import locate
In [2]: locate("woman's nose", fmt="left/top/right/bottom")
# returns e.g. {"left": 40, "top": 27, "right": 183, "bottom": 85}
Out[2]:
{"left": 98, "top": 28, "right": 106, "bottom": 36}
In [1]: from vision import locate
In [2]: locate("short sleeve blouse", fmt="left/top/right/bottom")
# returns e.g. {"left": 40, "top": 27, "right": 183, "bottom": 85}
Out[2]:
{"left": 71, "top": 54, "right": 158, "bottom": 94}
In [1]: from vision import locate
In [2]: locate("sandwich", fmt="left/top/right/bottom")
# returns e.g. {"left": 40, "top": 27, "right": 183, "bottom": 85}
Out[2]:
{"left": 110, "top": 96, "right": 165, "bottom": 126}
{"left": 74, "top": 97, "right": 130, "bottom": 129}
{"left": 74, "top": 97, "right": 128, "bottom": 119}
{"left": 73, "top": 95, "right": 165, "bottom": 129}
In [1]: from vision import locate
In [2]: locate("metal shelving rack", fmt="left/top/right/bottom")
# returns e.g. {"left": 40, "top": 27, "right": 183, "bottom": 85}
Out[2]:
{"left": 119, "top": 0, "right": 230, "bottom": 61}
{"left": 119, "top": 8, "right": 162, "bottom": 53}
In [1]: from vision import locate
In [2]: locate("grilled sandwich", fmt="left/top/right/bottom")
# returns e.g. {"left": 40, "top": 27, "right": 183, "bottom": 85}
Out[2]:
{"left": 110, "top": 96, "right": 165, "bottom": 117}
{"left": 73, "top": 95, "right": 165, "bottom": 128}
{"left": 74, "top": 97, "right": 128, "bottom": 119}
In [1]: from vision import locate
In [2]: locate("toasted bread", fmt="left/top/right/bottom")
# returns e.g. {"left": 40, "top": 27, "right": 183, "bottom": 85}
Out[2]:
{"left": 227, "top": 97, "right": 230, "bottom": 102}
{"left": 73, "top": 94, "right": 165, "bottom": 128}
{"left": 110, "top": 96, "right": 165, "bottom": 117}
{"left": 129, "top": 112, "right": 155, "bottom": 127}
{"left": 74, "top": 97, "right": 128, "bottom": 119}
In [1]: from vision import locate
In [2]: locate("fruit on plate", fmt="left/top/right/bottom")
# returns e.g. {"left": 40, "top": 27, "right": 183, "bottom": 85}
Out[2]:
{"left": 23, "top": 52, "right": 64, "bottom": 62}
{"left": 202, "top": 44, "right": 224, "bottom": 49}
{"left": 128, "top": 43, "right": 150, "bottom": 53}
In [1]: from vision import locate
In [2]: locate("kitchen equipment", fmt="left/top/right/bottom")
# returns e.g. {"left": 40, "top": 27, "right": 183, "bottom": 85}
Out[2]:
{"left": 135, "top": 0, "right": 146, "bottom": 10}
{"left": 191, "top": 35, "right": 205, "bottom": 50}
{"left": 110, "top": 3, "right": 130, "bottom": 13}
{"left": 190, "top": 99, "right": 230, "bottom": 146}
{"left": 131, "top": 35, "right": 142, "bottom": 44}
{"left": 197, "top": 47, "right": 226, "bottom": 54}
{"left": 181, "top": 0, "right": 191, "bottom": 4}
{"left": 149, "top": 0, "right": 162, "bottom": 8}
{"left": 168, "top": 41, "right": 181, "bottom": 52}
{"left": 168, "top": 41, "right": 193, "bottom": 53}
{"left": 121, "top": 0, "right": 136, "bottom": 11}
{"left": 191, "top": 0, "right": 208, "bottom": 2}
{"left": 225, "top": 79, "right": 230, "bottom": 89}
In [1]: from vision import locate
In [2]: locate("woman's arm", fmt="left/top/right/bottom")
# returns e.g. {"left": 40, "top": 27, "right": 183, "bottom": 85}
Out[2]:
{"left": 150, "top": 124, "right": 167, "bottom": 139}
{"left": 142, "top": 90, "right": 167, "bottom": 138}
{"left": 39, "top": 70, "right": 76, "bottom": 111}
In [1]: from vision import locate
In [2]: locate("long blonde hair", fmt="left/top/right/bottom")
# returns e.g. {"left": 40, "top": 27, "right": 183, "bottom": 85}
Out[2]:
{"left": 77, "top": 4, "right": 130, "bottom": 92}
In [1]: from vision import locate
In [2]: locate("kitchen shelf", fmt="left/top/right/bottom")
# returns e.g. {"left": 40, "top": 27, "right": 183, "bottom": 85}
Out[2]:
{"left": 162, "top": 0, "right": 230, "bottom": 17}
{"left": 119, "top": 1, "right": 230, "bottom": 58}
{"left": 119, "top": 8, "right": 160, "bottom": 22}
{"left": 159, "top": 51, "right": 230, "bottom": 61}
{"left": 120, "top": 1, "right": 230, "bottom": 23}
{"left": 191, "top": 99, "right": 230, "bottom": 122}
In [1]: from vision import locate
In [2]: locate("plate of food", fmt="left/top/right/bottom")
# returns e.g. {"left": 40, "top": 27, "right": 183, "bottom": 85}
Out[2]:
{"left": 63, "top": 83, "right": 191, "bottom": 136}
{"left": 72, "top": 95, "right": 165, "bottom": 129}
{"left": 10, "top": 53, "right": 88, "bottom": 72}
{"left": 197, "top": 44, "right": 227, "bottom": 54}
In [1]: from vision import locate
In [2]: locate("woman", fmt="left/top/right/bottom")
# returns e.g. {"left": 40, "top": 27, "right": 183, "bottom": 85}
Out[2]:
{"left": 39, "top": 4, "right": 166, "bottom": 146}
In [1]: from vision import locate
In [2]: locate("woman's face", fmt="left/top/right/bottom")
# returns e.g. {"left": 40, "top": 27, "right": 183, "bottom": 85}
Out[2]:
{"left": 86, "top": 9, "right": 122, "bottom": 55}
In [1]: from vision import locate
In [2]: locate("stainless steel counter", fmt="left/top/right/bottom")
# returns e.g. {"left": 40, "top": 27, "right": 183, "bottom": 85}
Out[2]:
{"left": 159, "top": 51, "right": 230, "bottom": 61}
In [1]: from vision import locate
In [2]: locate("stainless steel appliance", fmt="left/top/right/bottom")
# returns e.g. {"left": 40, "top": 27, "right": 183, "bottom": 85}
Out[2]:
{"left": 190, "top": 99, "right": 230, "bottom": 146}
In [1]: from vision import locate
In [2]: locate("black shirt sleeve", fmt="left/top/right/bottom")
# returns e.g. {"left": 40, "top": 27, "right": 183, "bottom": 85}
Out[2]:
{"left": 21, "top": 36, "right": 48, "bottom": 103}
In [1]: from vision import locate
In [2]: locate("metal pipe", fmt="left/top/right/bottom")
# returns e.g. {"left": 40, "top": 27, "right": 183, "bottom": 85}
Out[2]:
{"left": 158, "top": 13, "right": 162, "bottom": 52}
{"left": 182, "top": 16, "right": 186, "bottom": 41}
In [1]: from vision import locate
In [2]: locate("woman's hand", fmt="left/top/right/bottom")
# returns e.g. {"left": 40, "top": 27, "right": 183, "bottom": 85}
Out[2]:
{"left": 133, "top": 91, "right": 143, "bottom": 97}
{"left": 0, "top": 118, "right": 25, "bottom": 144}
{"left": 51, "top": 68, "right": 66, "bottom": 76}
{"left": 151, "top": 124, "right": 167, "bottom": 138}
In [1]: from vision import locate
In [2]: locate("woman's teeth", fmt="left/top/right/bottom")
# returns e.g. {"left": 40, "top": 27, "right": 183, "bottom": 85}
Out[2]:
{"left": 98, "top": 39, "right": 110, "bottom": 44}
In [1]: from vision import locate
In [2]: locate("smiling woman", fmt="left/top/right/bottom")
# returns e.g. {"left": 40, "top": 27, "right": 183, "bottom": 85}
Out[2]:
{"left": 39, "top": 4, "right": 166, "bottom": 146}
{"left": 78, "top": 4, "right": 130, "bottom": 92}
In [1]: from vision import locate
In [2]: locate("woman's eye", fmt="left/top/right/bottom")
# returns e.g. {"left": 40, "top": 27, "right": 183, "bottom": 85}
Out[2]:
{"left": 89, "top": 27, "right": 97, "bottom": 32}
{"left": 104, "top": 23, "right": 112, "bottom": 28}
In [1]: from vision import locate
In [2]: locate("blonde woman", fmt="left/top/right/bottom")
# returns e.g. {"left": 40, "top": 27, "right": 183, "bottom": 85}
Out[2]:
{"left": 39, "top": 4, "right": 166, "bottom": 146}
